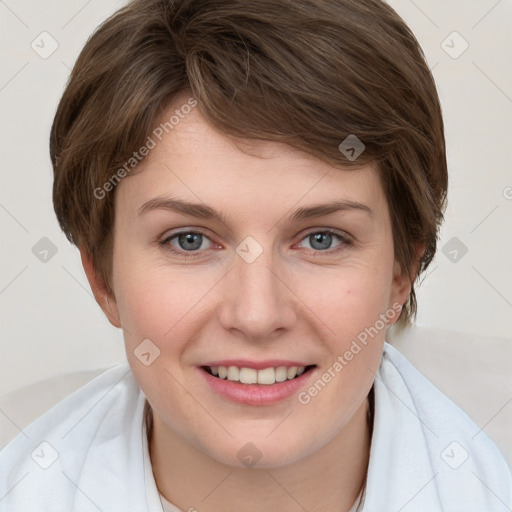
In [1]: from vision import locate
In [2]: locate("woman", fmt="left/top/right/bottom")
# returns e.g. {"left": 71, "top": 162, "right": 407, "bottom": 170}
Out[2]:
{"left": 1, "top": 0, "right": 510, "bottom": 510}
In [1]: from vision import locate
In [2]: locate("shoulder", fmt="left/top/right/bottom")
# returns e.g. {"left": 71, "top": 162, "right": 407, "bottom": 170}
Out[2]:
{"left": 0, "top": 363, "right": 144, "bottom": 511}
{"left": 373, "top": 342, "right": 512, "bottom": 510}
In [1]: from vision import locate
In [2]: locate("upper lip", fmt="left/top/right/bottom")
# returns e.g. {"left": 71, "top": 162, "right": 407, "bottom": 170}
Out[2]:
{"left": 201, "top": 359, "right": 314, "bottom": 370}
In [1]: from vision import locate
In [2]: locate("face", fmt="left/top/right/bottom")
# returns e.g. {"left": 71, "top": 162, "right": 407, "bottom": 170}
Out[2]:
{"left": 90, "top": 93, "right": 410, "bottom": 468}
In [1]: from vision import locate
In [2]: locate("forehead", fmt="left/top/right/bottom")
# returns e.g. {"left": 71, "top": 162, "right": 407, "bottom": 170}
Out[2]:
{"left": 116, "top": 99, "right": 386, "bottom": 220}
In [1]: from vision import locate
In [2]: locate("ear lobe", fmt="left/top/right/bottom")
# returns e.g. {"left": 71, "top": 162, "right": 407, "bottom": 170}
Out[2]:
{"left": 388, "top": 243, "right": 426, "bottom": 325}
{"left": 391, "top": 259, "right": 412, "bottom": 305}
{"left": 384, "top": 261, "right": 410, "bottom": 327}
{"left": 80, "top": 248, "right": 121, "bottom": 328}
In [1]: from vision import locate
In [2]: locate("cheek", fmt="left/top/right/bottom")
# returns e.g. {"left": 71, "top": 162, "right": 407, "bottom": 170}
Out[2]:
{"left": 113, "top": 271, "right": 199, "bottom": 418}
{"left": 295, "top": 271, "right": 388, "bottom": 429}
{"left": 112, "top": 260, "right": 221, "bottom": 382}
{"left": 111, "top": 239, "right": 206, "bottom": 342}
{"left": 300, "top": 259, "right": 393, "bottom": 387}
{"left": 304, "top": 261, "right": 393, "bottom": 336}
{"left": 116, "top": 278, "right": 172, "bottom": 339}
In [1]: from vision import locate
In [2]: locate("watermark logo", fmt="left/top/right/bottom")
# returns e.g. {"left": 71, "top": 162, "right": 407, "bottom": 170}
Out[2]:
{"left": 134, "top": 339, "right": 161, "bottom": 366}
{"left": 31, "top": 441, "right": 59, "bottom": 469}
{"left": 32, "top": 237, "right": 58, "bottom": 263}
{"left": 31, "top": 32, "right": 58, "bottom": 59}
{"left": 441, "top": 31, "right": 469, "bottom": 60}
{"left": 441, "top": 441, "right": 469, "bottom": 469}
{"left": 237, "top": 442, "right": 263, "bottom": 467}
{"left": 338, "top": 134, "right": 365, "bottom": 161}
{"left": 442, "top": 236, "right": 468, "bottom": 263}
{"left": 236, "top": 236, "right": 263, "bottom": 264}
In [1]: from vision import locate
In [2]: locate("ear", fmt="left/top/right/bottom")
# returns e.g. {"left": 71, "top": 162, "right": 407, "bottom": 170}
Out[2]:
{"left": 80, "top": 248, "right": 121, "bottom": 328}
{"left": 388, "top": 243, "right": 426, "bottom": 325}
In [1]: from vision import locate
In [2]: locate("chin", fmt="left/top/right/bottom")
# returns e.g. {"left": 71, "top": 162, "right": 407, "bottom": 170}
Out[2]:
{"left": 202, "top": 434, "right": 317, "bottom": 470}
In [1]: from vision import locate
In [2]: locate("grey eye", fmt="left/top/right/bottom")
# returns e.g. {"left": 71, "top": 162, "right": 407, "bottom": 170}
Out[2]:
{"left": 172, "top": 232, "right": 210, "bottom": 251}
{"left": 304, "top": 232, "right": 339, "bottom": 251}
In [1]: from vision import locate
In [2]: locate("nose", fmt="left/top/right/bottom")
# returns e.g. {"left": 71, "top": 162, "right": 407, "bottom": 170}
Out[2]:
{"left": 217, "top": 243, "right": 298, "bottom": 341}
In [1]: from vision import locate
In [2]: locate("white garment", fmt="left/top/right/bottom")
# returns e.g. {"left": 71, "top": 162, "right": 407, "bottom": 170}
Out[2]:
{"left": 0, "top": 342, "right": 510, "bottom": 511}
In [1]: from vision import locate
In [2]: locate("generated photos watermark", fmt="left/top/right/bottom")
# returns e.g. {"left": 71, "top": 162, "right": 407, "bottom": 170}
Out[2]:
{"left": 94, "top": 97, "right": 198, "bottom": 200}
{"left": 298, "top": 302, "right": 402, "bottom": 405}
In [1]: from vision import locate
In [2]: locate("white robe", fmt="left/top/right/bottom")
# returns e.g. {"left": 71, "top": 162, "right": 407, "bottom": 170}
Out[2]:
{"left": 1, "top": 342, "right": 510, "bottom": 511}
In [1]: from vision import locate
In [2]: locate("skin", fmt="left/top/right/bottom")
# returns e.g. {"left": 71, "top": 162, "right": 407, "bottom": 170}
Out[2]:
{"left": 82, "top": 91, "right": 415, "bottom": 512}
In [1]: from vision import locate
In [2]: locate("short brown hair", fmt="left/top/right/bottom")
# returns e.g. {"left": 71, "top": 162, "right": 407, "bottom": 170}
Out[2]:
{"left": 50, "top": 0, "right": 448, "bottom": 326}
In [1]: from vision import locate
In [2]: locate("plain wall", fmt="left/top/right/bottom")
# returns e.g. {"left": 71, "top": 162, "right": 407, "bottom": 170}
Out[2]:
{"left": 0, "top": 0, "right": 511, "bottom": 396}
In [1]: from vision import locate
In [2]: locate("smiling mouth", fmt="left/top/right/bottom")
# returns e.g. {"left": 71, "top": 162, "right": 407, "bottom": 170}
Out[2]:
{"left": 202, "top": 365, "right": 316, "bottom": 385}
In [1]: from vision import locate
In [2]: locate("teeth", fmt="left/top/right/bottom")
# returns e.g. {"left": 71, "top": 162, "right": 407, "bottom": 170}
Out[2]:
{"left": 275, "top": 367, "right": 287, "bottom": 382}
{"left": 257, "top": 367, "right": 275, "bottom": 385}
{"left": 210, "top": 365, "right": 307, "bottom": 385}
{"left": 227, "top": 366, "right": 239, "bottom": 381}
{"left": 287, "top": 367, "right": 298, "bottom": 379}
{"left": 239, "top": 367, "right": 257, "bottom": 384}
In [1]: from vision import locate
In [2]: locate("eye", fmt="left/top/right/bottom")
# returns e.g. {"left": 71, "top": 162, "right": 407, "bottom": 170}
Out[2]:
{"left": 159, "top": 228, "right": 352, "bottom": 258}
{"left": 297, "top": 230, "right": 351, "bottom": 253}
{"left": 159, "top": 230, "right": 214, "bottom": 256}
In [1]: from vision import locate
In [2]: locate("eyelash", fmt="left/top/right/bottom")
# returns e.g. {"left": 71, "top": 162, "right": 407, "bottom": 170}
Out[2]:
{"left": 158, "top": 229, "right": 353, "bottom": 259}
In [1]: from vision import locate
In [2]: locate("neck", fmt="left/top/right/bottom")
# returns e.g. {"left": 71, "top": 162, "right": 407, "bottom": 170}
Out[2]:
{"left": 149, "top": 392, "right": 372, "bottom": 512}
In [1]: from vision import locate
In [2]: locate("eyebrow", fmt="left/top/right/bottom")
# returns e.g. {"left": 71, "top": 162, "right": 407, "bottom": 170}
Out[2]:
{"left": 138, "top": 197, "right": 373, "bottom": 223}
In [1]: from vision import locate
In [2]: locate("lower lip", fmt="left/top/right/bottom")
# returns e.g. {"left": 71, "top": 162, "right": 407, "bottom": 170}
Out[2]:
{"left": 199, "top": 366, "right": 316, "bottom": 405}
